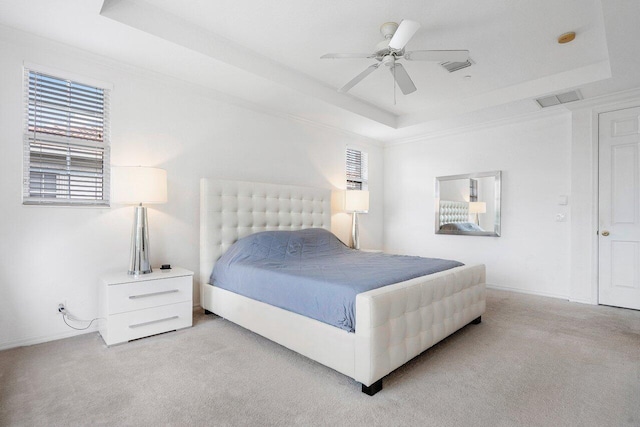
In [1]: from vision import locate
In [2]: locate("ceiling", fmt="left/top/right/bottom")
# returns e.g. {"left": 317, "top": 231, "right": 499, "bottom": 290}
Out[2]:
{"left": 0, "top": 0, "right": 639, "bottom": 143}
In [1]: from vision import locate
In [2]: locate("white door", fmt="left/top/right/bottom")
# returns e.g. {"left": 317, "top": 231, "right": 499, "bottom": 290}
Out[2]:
{"left": 598, "top": 107, "right": 640, "bottom": 310}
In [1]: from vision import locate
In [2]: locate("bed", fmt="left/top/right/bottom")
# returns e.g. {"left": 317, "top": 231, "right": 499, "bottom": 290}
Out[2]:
{"left": 200, "top": 179, "right": 486, "bottom": 395}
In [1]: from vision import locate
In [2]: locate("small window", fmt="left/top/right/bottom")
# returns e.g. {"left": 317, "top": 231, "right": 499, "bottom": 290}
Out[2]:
{"left": 23, "top": 68, "right": 111, "bottom": 206}
{"left": 346, "top": 147, "right": 368, "bottom": 190}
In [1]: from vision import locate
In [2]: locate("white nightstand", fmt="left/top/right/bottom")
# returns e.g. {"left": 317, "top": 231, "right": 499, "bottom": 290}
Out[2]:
{"left": 99, "top": 267, "right": 193, "bottom": 346}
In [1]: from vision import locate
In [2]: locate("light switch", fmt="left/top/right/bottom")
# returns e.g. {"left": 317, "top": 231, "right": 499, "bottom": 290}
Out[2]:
{"left": 558, "top": 195, "right": 568, "bottom": 205}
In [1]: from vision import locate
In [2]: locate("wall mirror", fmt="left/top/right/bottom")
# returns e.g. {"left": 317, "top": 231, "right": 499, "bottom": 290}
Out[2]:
{"left": 435, "top": 171, "right": 501, "bottom": 237}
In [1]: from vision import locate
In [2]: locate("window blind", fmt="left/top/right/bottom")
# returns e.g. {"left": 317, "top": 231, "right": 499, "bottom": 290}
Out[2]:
{"left": 346, "top": 148, "right": 368, "bottom": 190}
{"left": 23, "top": 69, "right": 110, "bottom": 206}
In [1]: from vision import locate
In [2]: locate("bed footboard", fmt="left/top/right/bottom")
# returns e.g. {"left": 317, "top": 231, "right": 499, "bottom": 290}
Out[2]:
{"left": 354, "top": 264, "right": 486, "bottom": 387}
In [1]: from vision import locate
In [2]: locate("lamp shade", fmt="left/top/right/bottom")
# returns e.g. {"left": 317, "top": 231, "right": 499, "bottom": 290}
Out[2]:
{"left": 345, "top": 190, "right": 369, "bottom": 213}
{"left": 111, "top": 166, "right": 167, "bottom": 204}
{"left": 468, "top": 201, "right": 486, "bottom": 214}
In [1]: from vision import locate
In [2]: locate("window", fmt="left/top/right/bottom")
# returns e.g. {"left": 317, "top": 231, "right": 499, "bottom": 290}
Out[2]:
{"left": 346, "top": 147, "right": 368, "bottom": 190}
{"left": 23, "top": 68, "right": 110, "bottom": 206}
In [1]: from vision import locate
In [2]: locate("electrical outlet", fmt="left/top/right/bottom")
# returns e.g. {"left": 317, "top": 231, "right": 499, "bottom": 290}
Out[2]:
{"left": 57, "top": 301, "right": 67, "bottom": 313}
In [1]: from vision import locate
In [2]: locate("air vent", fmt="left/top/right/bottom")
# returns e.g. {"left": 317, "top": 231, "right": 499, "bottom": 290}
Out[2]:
{"left": 536, "top": 90, "right": 583, "bottom": 108}
{"left": 440, "top": 58, "right": 474, "bottom": 73}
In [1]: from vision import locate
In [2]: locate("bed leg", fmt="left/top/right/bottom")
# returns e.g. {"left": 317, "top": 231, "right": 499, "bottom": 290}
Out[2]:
{"left": 471, "top": 316, "right": 482, "bottom": 325}
{"left": 361, "top": 379, "right": 383, "bottom": 396}
{"left": 204, "top": 309, "right": 214, "bottom": 315}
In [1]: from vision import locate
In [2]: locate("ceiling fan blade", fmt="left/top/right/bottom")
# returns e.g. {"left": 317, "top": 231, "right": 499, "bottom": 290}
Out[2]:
{"left": 404, "top": 50, "right": 470, "bottom": 62}
{"left": 321, "top": 53, "right": 375, "bottom": 59}
{"left": 389, "top": 63, "right": 417, "bottom": 95}
{"left": 338, "top": 64, "right": 380, "bottom": 93}
{"left": 388, "top": 19, "right": 420, "bottom": 50}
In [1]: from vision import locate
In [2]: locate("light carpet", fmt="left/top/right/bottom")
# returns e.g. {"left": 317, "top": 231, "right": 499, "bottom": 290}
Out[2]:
{"left": 0, "top": 289, "right": 639, "bottom": 426}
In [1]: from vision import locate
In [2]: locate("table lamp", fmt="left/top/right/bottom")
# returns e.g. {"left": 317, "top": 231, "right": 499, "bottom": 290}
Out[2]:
{"left": 468, "top": 201, "right": 486, "bottom": 226}
{"left": 112, "top": 166, "right": 167, "bottom": 275}
{"left": 345, "top": 190, "right": 369, "bottom": 249}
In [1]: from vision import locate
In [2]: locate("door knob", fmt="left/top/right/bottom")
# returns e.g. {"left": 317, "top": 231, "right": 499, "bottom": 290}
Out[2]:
{"left": 601, "top": 230, "right": 610, "bottom": 237}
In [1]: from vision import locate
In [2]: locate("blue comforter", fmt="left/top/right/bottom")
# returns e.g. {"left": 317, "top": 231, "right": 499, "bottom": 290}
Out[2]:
{"left": 210, "top": 228, "right": 463, "bottom": 332}
{"left": 440, "top": 222, "right": 484, "bottom": 232}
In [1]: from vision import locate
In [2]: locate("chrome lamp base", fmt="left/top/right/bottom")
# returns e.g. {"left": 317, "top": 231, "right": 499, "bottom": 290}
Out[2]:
{"left": 128, "top": 205, "right": 152, "bottom": 275}
{"left": 351, "top": 212, "right": 361, "bottom": 250}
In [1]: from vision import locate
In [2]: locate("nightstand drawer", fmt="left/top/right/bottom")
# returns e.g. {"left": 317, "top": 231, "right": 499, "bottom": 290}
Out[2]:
{"left": 105, "top": 301, "right": 192, "bottom": 345}
{"left": 107, "top": 275, "right": 191, "bottom": 315}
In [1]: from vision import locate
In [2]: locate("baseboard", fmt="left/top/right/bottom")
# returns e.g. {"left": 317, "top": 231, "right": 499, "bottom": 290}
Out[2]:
{"left": 1, "top": 306, "right": 203, "bottom": 352}
{"left": 486, "top": 284, "right": 569, "bottom": 301}
{"left": 568, "top": 297, "right": 597, "bottom": 305}
{"left": 0, "top": 327, "right": 99, "bottom": 352}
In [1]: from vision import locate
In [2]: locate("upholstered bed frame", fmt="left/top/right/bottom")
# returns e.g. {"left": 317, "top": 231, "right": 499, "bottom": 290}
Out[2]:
{"left": 200, "top": 179, "right": 486, "bottom": 395}
{"left": 439, "top": 200, "right": 470, "bottom": 224}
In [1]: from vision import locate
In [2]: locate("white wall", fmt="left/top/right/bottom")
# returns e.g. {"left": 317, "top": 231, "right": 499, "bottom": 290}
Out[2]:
{"left": 384, "top": 112, "right": 572, "bottom": 298}
{"left": 0, "top": 33, "right": 384, "bottom": 349}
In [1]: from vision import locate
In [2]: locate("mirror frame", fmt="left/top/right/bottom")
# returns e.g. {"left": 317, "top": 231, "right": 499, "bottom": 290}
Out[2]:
{"left": 435, "top": 170, "right": 502, "bottom": 237}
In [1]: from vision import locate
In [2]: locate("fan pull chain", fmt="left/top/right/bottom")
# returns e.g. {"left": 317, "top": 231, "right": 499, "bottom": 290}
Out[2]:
{"left": 393, "top": 64, "right": 397, "bottom": 105}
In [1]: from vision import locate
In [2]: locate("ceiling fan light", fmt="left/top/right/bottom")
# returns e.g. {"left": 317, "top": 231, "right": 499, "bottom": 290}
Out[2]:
{"left": 379, "top": 22, "right": 399, "bottom": 39}
{"left": 324, "top": 19, "right": 466, "bottom": 102}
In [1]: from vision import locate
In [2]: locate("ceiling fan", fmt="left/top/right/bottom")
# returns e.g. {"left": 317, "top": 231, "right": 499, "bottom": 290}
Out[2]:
{"left": 321, "top": 20, "right": 469, "bottom": 96}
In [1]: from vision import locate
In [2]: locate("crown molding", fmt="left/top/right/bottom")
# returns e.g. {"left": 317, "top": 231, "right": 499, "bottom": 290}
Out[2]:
{"left": 386, "top": 85, "right": 640, "bottom": 147}
{"left": 272, "top": 112, "right": 385, "bottom": 148}
{"left": 99, "top": 0, "right": 397, "bottom": 128}
{"left": 564, "top": 86, "right": 640, "bottom": 111}
{"left": 385, "top": 107, "right": 569, "bottom": 147}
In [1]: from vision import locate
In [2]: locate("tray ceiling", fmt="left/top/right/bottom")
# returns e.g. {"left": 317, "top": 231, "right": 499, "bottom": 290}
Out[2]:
{"left": 1, "top": 0, "right": 638, "bottom": 142}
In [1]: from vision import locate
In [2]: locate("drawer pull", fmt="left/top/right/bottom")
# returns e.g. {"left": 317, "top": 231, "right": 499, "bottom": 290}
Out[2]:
{"left": 129, "top": 289, "right": 179, "bottom": 299}
{"left": 129, "top": 316, "right": 179, "bottom": 329}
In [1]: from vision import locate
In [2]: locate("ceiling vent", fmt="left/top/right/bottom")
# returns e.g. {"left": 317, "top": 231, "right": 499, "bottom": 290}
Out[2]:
{"left": 536, "top": 90, "right": 583, "bottom": 108}
{"left": 440, "top": 58, "right": 474, "bottom": 73}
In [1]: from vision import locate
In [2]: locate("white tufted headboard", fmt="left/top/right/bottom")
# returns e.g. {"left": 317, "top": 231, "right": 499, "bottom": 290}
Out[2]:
{"left": 199, "top": 179, "right": 332, "bottom": 287}
{"left": 439, "top": 200, "right": 469, "bottom": 224}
